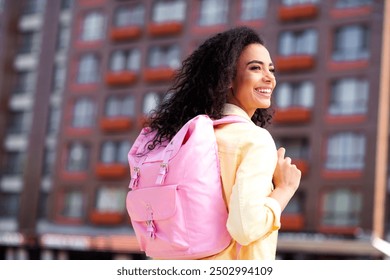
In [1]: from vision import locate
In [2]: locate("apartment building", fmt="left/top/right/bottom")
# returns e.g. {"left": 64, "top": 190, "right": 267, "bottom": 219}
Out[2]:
{"left": 0, "top": 0, "right": 389, "bottom": 260}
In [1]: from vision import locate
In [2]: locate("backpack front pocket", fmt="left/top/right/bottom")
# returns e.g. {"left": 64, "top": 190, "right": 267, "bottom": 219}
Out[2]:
{"left": 126, "top": 184, "right": 189, "bottom": 257}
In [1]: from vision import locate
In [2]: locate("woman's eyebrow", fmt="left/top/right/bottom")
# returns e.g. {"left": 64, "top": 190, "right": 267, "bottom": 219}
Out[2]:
{"left": 247, "top": 60, "right": 274, "bottom": 67}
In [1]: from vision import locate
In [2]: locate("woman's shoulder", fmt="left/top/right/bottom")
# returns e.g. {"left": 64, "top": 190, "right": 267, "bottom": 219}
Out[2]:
{"left": 215, "top": 122, "right": 274, "bottom": 147}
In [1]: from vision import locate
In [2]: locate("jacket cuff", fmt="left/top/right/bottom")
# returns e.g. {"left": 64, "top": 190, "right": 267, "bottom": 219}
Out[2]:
{"left": 264, "top": 197, "right": 282, "bottom": 230}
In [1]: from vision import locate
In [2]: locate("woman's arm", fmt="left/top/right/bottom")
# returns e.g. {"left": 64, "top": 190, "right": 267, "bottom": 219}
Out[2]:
{"left": 226, "top": 129, "right": 282, "bottom": 246}
{"left": 271, "top": 147, "right": 302, "bottom": 211}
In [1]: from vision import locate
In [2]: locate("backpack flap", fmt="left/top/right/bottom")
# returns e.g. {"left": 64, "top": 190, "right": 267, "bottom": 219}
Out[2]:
{"left": 128, "top": 116, "right": 208, "bottom": 188}
{"left": 152, "top": 115, "right": 218, "bottom": 185}
{"left": 126, "top": 185, "right": 177, "bottom": 222}
{"left": 126, "top": 184, "right": 191, "bottom": 255}
{"left": 126, "top": 185, "right": 177, "bottom": 240}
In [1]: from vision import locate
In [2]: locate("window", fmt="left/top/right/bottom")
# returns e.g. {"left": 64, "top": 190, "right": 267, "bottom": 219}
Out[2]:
{"left": 329, "top": 78, "right": 369, "bottom": 115}
{"left": 274, "top": 81, "right": 314, "bottom": 108}
{"left": 335, "top": 0, "right": 372, "bottom": 8}
{"left": 279, "top": 29, "right": 318, "bottom": 56}
{"left": 326, "top": 132, "right": 366, "bottom": 170}
{"left": 56, "top": 24, "right": 71, "bottom": 50}
{"left": 18, "top": 31, "right": 40, "bottom": 54}
{"left": 276, "top": 138, "right": 309, "bottom": 159}
{"left": 199, "top": 0, "right": 228, "bottom": 26}
{"left": 72, "top": 98, "right": 94, "bottom": 128}
{"left": 66, "top": 142, "right": 89, "bottom": 172}
{"left": 62, "top": 190, "right": 83, "bottom": 218}
{"left": 52, "top": 64, "right": 66, "bottom": 90}
{"left": 101, "top": 142, "right": 115, "bottom": 164}
{"left": 42, "top": 148, "right": 55, "bottom": 176}
{"left": 81, "top": 11, "right": 105, "bottom": 41}
{"left": 241, "top": 0, "right": 267, "bottom": 21}
{"left": 95, "top": 187, "right": 126, "bottom": 212}
{"left": 282, "top": 0, "right": 318, "bottom": 5}
{"left": 47, "top": 107, "right": 61, "bottom": 134}
{"left": 109, "top": 49, "right": 140, "bottom": 72}
{"left": 0, "top": 193, "right": 20, "bottom": 217}
{"left": 105, "top": 97, "right": 119, "bottom": 117}
{"left": 122, "top": 96, "right": 136, "bottom": 116}
{"left": 4, "top": 151, "right": 25, "bottom": 175}
{"left": 322, "top": 189, "right": 362, "bottom": 226}
{"left": 100, "top": 140, "right": 131, "bottom": 164}
{"left": 117, "top": 141, "right": 131, "bottom": 163}
{"left": 143, "top": 92, "right": 161, "bottom": 115}
{"left": 14, "top": 71, "right": 36, "bottom": 94}
{"left": 37, "top": 192, "right": 49, "bottom": 220}
{"left": 77, "top": 54, "right": 99, "bottom": 84}
{"left": 22, "top": 0, "right": 46, "bottom": 15}
{"left": 105, "top": 95, "right": 135, "bottom": 117}
{"left": 60, "top": 0, "right": 73, "bottom": 10}
{"left": 284, "top": 194, "right": 303, "bottom": 214}
{"left": 148, "top": 44, "right": 180, "bottom": 68}
{"left": 114, "top": 4, "right": 144, "bottom": 27}
{"left": 152, "top": 0, "right": 186, "bottom": 23}
{"left": 333, "top": 25, "right": 369, "bottom": 61}
{"left": 7, "top": 110, "right": 31, "bottom": 134}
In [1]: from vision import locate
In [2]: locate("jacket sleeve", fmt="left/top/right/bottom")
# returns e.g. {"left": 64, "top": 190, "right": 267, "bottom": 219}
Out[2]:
{"left": 226, "top": 128, "right": 282, "bottom": 246}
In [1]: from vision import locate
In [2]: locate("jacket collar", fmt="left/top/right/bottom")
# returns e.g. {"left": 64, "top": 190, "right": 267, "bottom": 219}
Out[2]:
{"left": 222, "top": 103, "right": 252, "bottom": 122}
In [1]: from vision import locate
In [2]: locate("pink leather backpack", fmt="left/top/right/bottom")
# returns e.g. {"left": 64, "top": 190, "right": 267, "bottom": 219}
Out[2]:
{"left": 126, "top": 114, "right": 247, "bottom": 259}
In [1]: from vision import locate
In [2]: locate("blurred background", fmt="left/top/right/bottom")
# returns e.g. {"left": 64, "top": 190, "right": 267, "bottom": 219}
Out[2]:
{"left": 0, "top": 0, "right": 389, "bottom": 260}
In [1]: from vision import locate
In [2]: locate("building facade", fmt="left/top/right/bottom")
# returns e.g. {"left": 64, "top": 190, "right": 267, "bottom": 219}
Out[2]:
{"left": 0, "top": 0, "right": 389, "bottom": 259}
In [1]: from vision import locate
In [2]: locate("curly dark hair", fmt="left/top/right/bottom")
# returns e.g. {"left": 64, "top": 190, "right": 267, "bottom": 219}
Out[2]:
{"left": 145, "top": 26, "right": 273, "bottom": 150}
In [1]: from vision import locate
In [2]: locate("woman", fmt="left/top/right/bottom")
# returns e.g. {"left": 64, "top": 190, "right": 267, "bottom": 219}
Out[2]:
{"left": 145, "top": 26, "right": 301, "bottom": 259}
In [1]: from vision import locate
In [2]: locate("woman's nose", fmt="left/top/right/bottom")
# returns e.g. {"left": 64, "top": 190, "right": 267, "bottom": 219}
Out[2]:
{"left": 262, "top": 73, "right": 272, "bottom": 83}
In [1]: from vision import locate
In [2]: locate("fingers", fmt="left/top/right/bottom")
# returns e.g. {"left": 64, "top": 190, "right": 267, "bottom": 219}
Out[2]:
{"left": 277, "top": 147, "right": 285, "bottom": 159}
{"left": 277, "top": 147, "right": 292, "bottom": 164}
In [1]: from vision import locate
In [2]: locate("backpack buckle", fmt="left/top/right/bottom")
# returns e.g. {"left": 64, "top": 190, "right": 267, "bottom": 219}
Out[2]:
{"left": 156, "top": 163, "right": 168, "bottom": 185}
{"left": 146, "top": 220, "right": 156, "bottom": 239}
{"left": 129, "top": 167, "right": 140, "bottom": 189}
{"left": 146, "top": 204, "right": 156, "bottom": 239}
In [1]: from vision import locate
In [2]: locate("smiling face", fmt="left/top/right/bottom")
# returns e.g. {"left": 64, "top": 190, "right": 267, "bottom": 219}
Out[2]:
{"left": 228, "top": 43, "right": 276, "bottom": 117}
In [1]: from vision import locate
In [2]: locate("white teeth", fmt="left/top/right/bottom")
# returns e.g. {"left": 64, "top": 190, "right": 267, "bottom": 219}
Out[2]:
{"left": 255, "top": 88, "right": 271, "bottom": 93}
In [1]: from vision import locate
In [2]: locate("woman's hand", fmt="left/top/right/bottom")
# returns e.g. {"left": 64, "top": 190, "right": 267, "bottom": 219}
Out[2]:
{"left": 270, "top": 147, "right": 302, "bottom": 211}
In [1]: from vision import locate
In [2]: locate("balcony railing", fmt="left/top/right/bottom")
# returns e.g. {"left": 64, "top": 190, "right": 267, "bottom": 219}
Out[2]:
{"left": 95, "top": 163, "right": 128, "bottom": 179}
{"left": 110, "top": 26, "right": 142, "bottom": 41}
{"left": 280, "top": 213, "right": 305, "bottom": 231}
{"left": 143, "top": 67, "right": 176, "bottom": 83}
{"left": 293, "top": 159, "right": 309, "bottom": 177}
{"left": 105, "top": 71, "right": 137, "bottom": 86}
{"left": 275, "top": 55, "right": 315, "bottom": 72}
{"left": 100, "top": 117, "right": 133, "bottom": 132}
{"left": 147, "top": 21, "right": 183, "bottom": 37}
{"left": 89, "top": 211, "right": 124, "bottom": 225}
{"left": 273, "top": 107, "right": 312, "bottom": 123}
{"left": 278, "top": 4, "right": 319, "bottom": 22}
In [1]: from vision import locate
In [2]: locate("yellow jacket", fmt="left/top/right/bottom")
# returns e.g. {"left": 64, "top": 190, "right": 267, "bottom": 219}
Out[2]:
{"left": 203, "top": 103, "right": 282, "bottom": 260}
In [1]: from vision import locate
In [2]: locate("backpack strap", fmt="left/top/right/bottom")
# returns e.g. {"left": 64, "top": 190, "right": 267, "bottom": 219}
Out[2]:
{"left": 212, "top": 115, "right": 250, "bottom": 126}
{"left": 154, "top": 116, "right": 197, "bottom": 185}
{"left": 129, "top": 155, "right": 147, "bottom": 190}
{"left": 151, "top": 115, "right": 249, "bottom": 186}
{"left": 156, "top": 145, "right": 174, "bottom": 185}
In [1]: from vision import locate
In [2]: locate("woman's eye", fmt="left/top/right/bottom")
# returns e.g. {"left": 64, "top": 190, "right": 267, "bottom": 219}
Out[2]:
{"left": 269, "top": 68, "right": 276, "bottom": 74}
{"left": 250, "top": 66, "right": 261, "bottom": 70}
